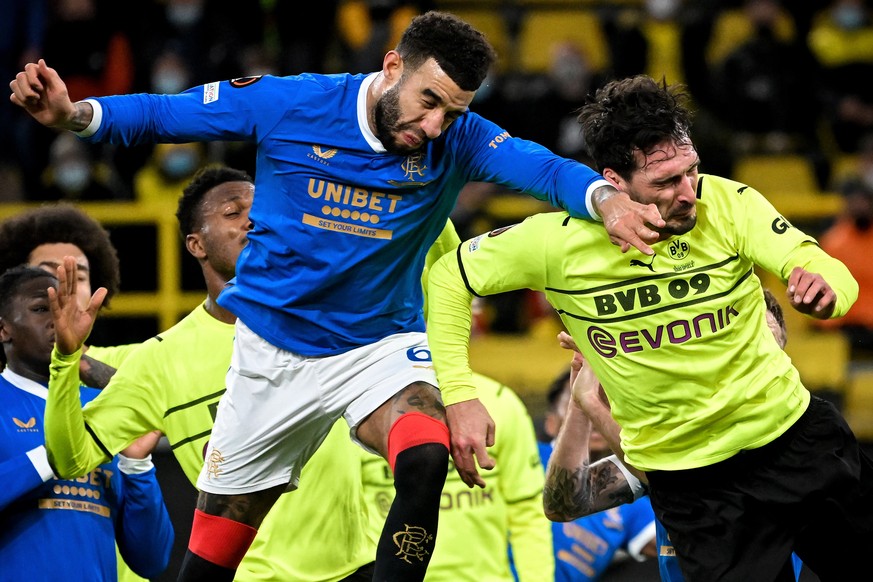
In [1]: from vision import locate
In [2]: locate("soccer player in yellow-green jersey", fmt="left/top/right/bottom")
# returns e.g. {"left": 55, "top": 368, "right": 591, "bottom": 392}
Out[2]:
{"left": 361, "top": 372, "right": 554, "bottom": 582}
{"left": 427, "top": 76, "right": 873, "bottom": 581}
{"left": 44, "top": 166, "right": 376, "bottom": 581}
{"left": 431, "top": 173, "right": 853, "bottom": 471}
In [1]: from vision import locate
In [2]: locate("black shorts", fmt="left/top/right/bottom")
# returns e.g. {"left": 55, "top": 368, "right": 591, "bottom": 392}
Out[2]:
{"left": 647, "top": 396, "right": 873, "bottom": 582}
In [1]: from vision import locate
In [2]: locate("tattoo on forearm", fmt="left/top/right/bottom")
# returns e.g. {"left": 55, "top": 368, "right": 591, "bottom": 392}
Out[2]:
{"left": 544, "top": 461, "right": 635, "bottom": 520}
{"left": 67, "top": 102, "right": 94, "bottom": 132}
{"left": 80, "top": 355, "right": 117, "bottom": 389}
{"left": 591, "top": 184, "right": 617, "bottom": 212}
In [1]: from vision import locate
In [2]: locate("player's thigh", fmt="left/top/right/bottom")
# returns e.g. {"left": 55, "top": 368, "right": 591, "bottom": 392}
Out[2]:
{"left": 199, "top": 319, "right": 337, "bottom": 494}
{"left": 334, "top": 331, "right": 443, "bottom": 458}
{"left": 355, "top": 381, "right": 444, "bottom": 458}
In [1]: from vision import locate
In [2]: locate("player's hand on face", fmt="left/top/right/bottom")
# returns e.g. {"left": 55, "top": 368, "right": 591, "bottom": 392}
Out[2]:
{"left": 9, "top": 59, "right": 76, "bottom": 129}
{"left": 595, "top": 186, "right": 664, "bottom": 256}
{"left": 786, "top": 267, "right": 836, "bottom": 319}
{"left": 48, "top": 256, "right": 106, "bottom": 356}
{"left": 446, "top": 399, "right": 495, "bottom": 488}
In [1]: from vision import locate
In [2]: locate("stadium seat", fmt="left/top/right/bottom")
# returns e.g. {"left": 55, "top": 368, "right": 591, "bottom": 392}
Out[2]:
{"left": 843, "top": 367, "right": 873, "bottom": 441}
{"left": 732, "top": 154, "right": 842, "bottom": 221}
{"left": 448, "top": 8, "right": 513, "bottom": 72}
{"left": 784, "top": 330, "right": 850, "bottom": 394}
{"left": 706, "top": 7, "right": 796, "bottom": 66}
{"left": 516, "top": 8, "right": 610, "bottom": 74}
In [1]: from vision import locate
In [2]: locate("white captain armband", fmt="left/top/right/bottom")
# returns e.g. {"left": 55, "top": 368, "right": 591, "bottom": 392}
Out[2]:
{"left": 26, "top": 445, "right": 58, "bottom": 482}
{"left": 117, "top": 453, "right": 154, "bottom": 475}
{"left": 606, "top": 454, "right": 647, "bottom": 500}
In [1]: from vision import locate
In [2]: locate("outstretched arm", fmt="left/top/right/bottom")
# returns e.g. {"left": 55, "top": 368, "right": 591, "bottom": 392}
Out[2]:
{"left": 543, "top": 353, "right": 637, "bottom": 521}
{"left": 45, "top": 257, "right": 111, "bottom": 477}
{"left": 9, "top": 59, "right": 94, "bottom": 131}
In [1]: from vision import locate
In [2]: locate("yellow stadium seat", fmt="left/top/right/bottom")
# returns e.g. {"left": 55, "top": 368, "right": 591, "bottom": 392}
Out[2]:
{"left": 469, "top": 333, "right": 570, "bottom": 397}
{"left": 447, "top": 8, "right": 513, "bottom": 72}
{"left": 732, "top": 154, "right": 842, "bottom": 221}
{"left": 706, "top": 8, "right": 796, "bottom": 66}
{"left": 843, "top": 367, "right": 873, "bottom": 441}
{"left": 516, "top": 9, "right": 610, "bottom": 74}
{"left": 784, "top": 330, "right": 850, "bottom": 393}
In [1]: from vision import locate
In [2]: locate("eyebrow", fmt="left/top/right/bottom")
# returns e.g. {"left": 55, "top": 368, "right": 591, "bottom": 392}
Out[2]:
{"left": 36, "top": 260, "right": 90, "bottom": 273}
{"left": 650, "top": 158, "right": 700, "bottom": 186}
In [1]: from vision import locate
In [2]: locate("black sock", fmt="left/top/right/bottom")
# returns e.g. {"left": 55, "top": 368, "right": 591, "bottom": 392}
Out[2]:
{"left": 177, "top": 550, "right": 236, "bottom": 582}
{"left": 373, "top": 442, "right": 449, "bottom": 582}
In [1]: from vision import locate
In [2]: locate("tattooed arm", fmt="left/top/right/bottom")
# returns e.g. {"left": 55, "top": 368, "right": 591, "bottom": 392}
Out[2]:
{"left": 79, "top": 354, "right": 117, "bottom": 389}
{"left": 543, "top": 389, "right": 637, "bottom": 521}
{"left": 543, "top": 348, "right": 646, "bottom": 521}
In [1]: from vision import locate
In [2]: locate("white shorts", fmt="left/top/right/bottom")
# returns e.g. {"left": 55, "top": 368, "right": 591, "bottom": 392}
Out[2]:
{"left": 196, "top": 319, "right": 439, "bottom": 495}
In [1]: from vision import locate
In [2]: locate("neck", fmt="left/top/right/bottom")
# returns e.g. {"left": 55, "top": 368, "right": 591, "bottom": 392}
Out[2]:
{"left": 5, "top": 361, "right": 48, "bottom": 385}
{"left": 202, "top": 268, "right": 237, "bottom": 324}
{"left": 204, "top": 294, "right": 237, "bottom": 324}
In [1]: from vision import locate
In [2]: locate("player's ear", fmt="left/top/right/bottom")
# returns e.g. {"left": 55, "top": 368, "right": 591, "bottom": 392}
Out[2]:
{"left": 185, "top": 233, "right": 206, "bottom": 260}
{"left": 0, "top": 317, "right": 10, "bottom": 343}
{"left": 601, "top": 167, "right": 624, "bottom": 191}
{"left": 383, "top": 51, "right": 403, "bottom": 82}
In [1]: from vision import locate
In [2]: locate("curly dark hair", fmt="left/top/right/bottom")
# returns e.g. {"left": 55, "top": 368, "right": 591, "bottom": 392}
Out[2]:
{"left": 578, "top": 75, "right": 694, "bottom": 180}
{"left": 175, "top": 164, "right": 254, "bottom": 238}
{"left": 396, "top": 11, "right": 497, "bottom": 92}
{"left": 0, "top": 204, "right": 119, "bottom": 307}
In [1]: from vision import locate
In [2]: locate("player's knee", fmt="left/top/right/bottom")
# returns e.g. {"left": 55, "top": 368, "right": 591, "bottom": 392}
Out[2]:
{"left": 387, "top": 411, "right": 449, "bottom": 476}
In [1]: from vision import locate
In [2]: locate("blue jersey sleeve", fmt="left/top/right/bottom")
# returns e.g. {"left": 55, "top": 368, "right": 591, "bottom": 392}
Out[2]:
{"left": 448, "top": 112, "right": 606, "bottom": 220}
{"left": 0, "top": 448, "right": 52, "bottom": 511}
{"left": 113, "top": 465, "right": 174, "bottom": 578}
{"left": 82, "top": 75, "right": 294, "bottom": 147}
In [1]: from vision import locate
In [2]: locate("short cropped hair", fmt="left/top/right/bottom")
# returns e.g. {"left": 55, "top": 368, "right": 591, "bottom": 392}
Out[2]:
{"left": 578, "top": 75, "right": 693, "bottom": 179}
{"left": 0, "top": 204, "right": 119, "bottom": 306}
{"left": 0, "top": 266, "right": 57, "bottom": 367}
{"left": 396, "top": 11, "right": 497, "bottom": 92}
{"left": 175, "top": 165, "right": 254, "bottom": 238}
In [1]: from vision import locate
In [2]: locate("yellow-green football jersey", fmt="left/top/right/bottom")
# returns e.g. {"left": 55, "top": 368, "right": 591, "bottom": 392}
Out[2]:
{"left": 427, "top": 175, "right": 857, "bottom": 472}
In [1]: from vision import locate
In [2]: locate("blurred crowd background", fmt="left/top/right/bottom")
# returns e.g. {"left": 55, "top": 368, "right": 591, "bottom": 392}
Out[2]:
{"left": 2, "top": 0, "right": 873, "bottom": 431}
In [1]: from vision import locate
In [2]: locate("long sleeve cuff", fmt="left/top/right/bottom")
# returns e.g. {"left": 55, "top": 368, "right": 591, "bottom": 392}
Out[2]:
{"left": 26, "top": 446, "right": 57, "bottom": 482}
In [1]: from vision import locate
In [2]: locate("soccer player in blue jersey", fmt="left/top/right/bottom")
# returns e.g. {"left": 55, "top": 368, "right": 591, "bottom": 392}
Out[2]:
{"left": 11, "top": 11, "right": 664, "bottom": 581}
{"left": 0, "top": 266, "right": 173, "bottom": 581}
{"left": 0, "top": 203, "right": 127, "bottom": 388}
{"left": 426, "top": 74, "right": 873, "bottom": 581}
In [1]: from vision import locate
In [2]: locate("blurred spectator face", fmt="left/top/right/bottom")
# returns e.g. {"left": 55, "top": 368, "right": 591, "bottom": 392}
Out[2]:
{"left": 49, "top": 133, "right": 93, "bottom": 195}
{"left": 548, "top": 42, "right": 591, "bottom": 101}
{"left": 56, "top": 0, "right": 96, "bottom": 21}
{"left": 156, "top": 143, "right": 202, "bottom": 181}
{"left": 846, "top": 185, "right": 873, "bottom": 230}
{"left": 646, "top": 0, "right": 681, "bottom": 21}
{"left": 151, "top": 50, "right": 192, "bottom": 95}
{"left": 166, "top": 0, "right": 205, "bottom": 28}
{"left": 831, "top": 0, "right": 868, "bottom": 30}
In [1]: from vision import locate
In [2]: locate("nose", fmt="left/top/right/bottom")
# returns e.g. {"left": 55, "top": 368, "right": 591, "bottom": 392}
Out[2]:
{"left": 677, "top": 175, "right": 697, "bottom": 203}
{"left": 421, "top": 110, "right": 444, "bottom": 140}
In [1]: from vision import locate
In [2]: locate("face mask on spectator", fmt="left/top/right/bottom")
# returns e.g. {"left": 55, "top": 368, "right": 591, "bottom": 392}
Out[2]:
{"left": 160, "top": 149, "right": 199, "bottom": 180}
{"left": 55, "top": 162, "right": 90, "bottom": 193}
{"left": 834, "top": 5, "right": 865, "bottom": 29}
